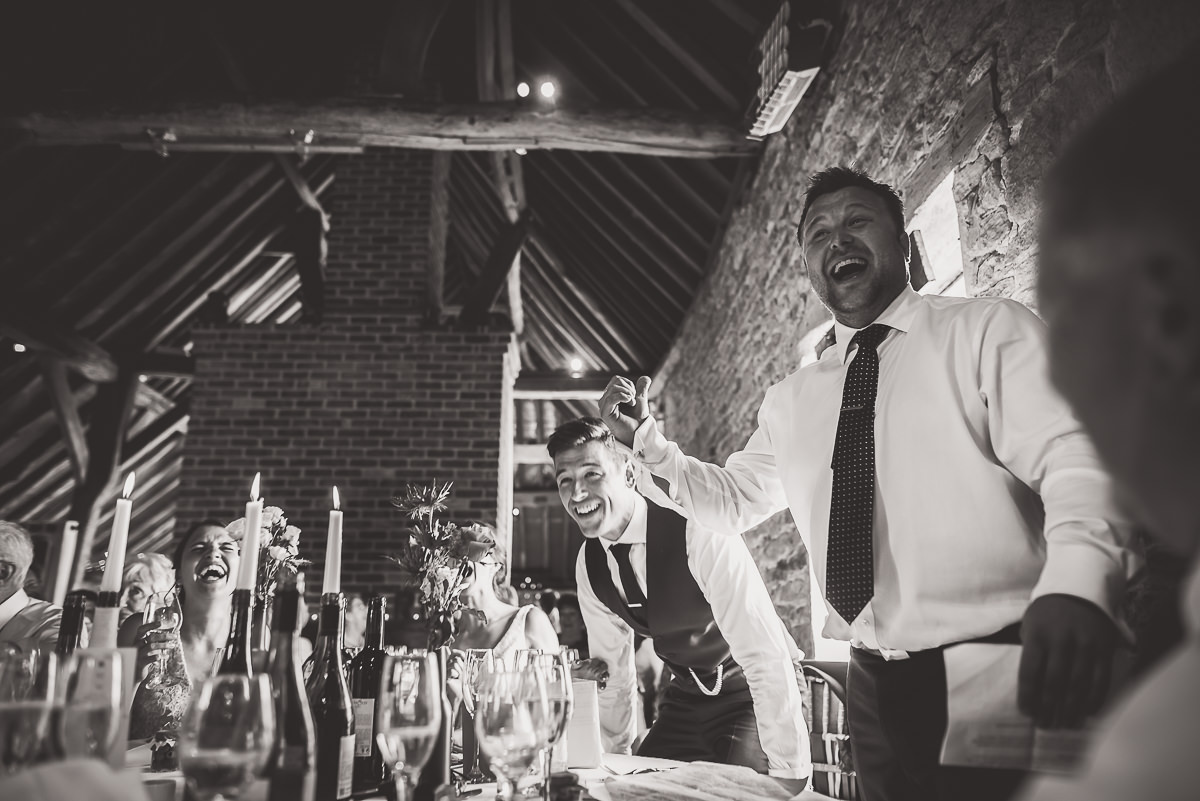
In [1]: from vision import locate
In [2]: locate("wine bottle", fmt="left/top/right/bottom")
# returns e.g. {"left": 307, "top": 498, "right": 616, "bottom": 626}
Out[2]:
{"left": 55, "top": 590, "right": 90, "bottom": 657}
{"left": 348, "top": 595, "right": 388, "bottom": 793}
{"left": 267, "top": 575, "right": 316, "bottom": 801}
{"left": 414, "top": 647, "right": 452, "bottom": 801}
{"left": 304, "top": 592, "right": 355, "bottom": 801}
{"left": 216, "top": 588, "right": 255, "bottom": 676}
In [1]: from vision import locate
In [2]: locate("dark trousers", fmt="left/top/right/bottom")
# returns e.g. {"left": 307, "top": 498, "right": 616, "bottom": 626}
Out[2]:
{"left": 636, "top": 661, "right": 769, "bottom": 773}
{"left": 846, "top": 625, "right": 1027, "bottom": 801}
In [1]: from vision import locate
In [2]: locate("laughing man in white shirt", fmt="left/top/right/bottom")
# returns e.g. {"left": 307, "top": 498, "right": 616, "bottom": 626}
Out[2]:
{"left": 599, "top": 167, "right": 1140, "bottom": 801}
{"left": 548, "top": 417, "right": 811, "bottom": 784}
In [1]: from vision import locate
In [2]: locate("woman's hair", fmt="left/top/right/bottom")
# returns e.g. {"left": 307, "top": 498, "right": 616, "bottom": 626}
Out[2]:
{"left": 123, "top": 553, "right": 175, "bottom": 595}
{"left": 467, "top": 522, "right": 517, "bottom": 604}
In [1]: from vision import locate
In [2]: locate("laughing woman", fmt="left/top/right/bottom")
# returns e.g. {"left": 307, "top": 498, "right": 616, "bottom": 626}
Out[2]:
{"left": 119, "top": 520, "right": 240, "bottom": 737}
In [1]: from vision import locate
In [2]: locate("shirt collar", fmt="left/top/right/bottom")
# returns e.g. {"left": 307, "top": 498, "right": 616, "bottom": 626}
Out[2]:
{"left": 600, "top": 493, "right": 647, "bottom": 550}
{"left": 0, "top": 589, "right": 30, "bottom": 633}
{"left": 832, "top": 285, "right": 922, "bottom": 363}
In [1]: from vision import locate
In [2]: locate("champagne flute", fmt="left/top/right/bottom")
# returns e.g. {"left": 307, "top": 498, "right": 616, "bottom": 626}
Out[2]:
{"left": 475, "top": 668, "right": 555, "bottom": 801}
{"left": 142, "top": 587, "right": 183, "bottom": 688}
{"left": 56, "top": 649, "right": 123, "bottom": 761}
{"left": 0, "top": 646, "right": 53, "bottom": 774}
{"left": 460, "top": 649, "right": 495, "bottom": 784}
{"left": 179, "top": 674, "right": 276, "bottom": 801}
{"left": 376, "top": 652, "right": 443, "bottom": 801}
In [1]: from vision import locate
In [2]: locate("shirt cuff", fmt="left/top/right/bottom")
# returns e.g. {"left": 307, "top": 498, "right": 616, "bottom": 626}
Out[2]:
{"left": 767, "top": 767, "right": 810, "bottom": 780}
{"left": 631, "top": 416, "right": 671, "bottom": 464}
{"left": 1032, "top": 539, "right": 1133, "bottom": 638}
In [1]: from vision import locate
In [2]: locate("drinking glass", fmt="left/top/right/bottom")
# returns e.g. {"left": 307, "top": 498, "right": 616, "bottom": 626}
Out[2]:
{"left": 0, "top": 646, "right": 54, "bottom": 774}
{"left": 56, "top": 649, "right": 123, "bottom": 761}
{"left": 533, "top": 661, "right": 573, "bottom": 797}
{"left": 376, "top": 652, "right": 443, "bottom": 801}
{"left": 142, "top": 588, "right": 183, "bottom": 688}
{"left": 475, "top": 668, "right": 554, "bottom": 801}
{"left": 179, "top": 674, "right": 275, "bottom": 801}
{"left": 460, "top": 649, "right": 495, "bottom": 784}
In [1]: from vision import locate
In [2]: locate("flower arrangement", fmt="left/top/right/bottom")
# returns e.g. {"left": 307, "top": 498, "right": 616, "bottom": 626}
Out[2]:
{"left": 384, "top": 482, "right": 496, "bottom": 649}
{"left": 226, "top": 506, "right": 310, "bottom": 601}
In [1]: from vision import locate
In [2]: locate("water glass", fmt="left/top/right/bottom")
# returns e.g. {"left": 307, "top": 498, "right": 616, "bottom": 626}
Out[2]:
{"left": 376, "top": 652, "right": 443, "bottom": 801}
{"left": 179, "top": 674, "right": 275, "bottom": 801}
{"left": 475, "top": 668, "right": 554, "bottom": 801}
{"left": 56, "top": 649, "right": 123, "bottom": 761}
{"left": 0, "top": 646, "right": 54, "bottom": 775}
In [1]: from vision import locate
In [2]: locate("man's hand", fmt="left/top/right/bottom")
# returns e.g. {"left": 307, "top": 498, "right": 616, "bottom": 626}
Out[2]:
{"left": 1017, "top": 594, "right": 1118, "bottom": 729}
{"left": 598, "top": 376, "right": 651, "bottom": 447}
{"left": 571, "top": 657, "right": 610, "bottom": 690}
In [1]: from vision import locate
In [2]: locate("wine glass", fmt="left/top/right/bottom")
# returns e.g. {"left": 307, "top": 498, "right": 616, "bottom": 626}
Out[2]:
{"left": 56, "top": 649, "right": 124, "bottom": 761}
{"left": 460, "top": 649, "right": 495, "bottom": 784}
{"left": 532, "top": 660, "right": 573, "bottom": 796}
{"left": 142, "top": 587, "right": 183, "bottom": 688}
{"left": 0, "top": 646, "right": 54, "bottom": 774}
{"left": 376, "top": 652, "right": 443, "bottom": 801}
{"left": 475, "top": 668, "right": 555, "bottom": 801}
{"left": 179, "top": 674, "right": 276, "bottom": 801}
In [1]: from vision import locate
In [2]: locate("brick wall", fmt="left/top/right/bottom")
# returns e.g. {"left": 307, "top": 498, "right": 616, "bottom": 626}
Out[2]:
{"left": 176, "top": 149, "right": 517, "bottom": 595}
{"left": 654, "top": 0, "right": 1200, "bottom": 657}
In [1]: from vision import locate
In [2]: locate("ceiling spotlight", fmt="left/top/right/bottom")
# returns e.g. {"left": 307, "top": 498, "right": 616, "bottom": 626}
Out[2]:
{"left": 569, "top": 357, "right": 583, "bottom": 372}
{"left": 138, "top": 374, "right": 148, "bottom": 383}
{"left": 539, "top": 80, "right": 557, "bottom": 99}
{"left": 12, "top": 342, "right": 26, "bottom": 353}
{"left": 512, "top": 507, "right": 521, "bottom": 517}
{"left": 516, "top": 81, "right": 530, "bottom": 98}
{"left": 514, "top": 147, "right": 528, "bottom": 156}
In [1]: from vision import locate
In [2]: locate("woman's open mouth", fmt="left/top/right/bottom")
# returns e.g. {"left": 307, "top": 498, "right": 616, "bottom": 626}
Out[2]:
{"left": 195, "top": 562, "right": 228, "bottom": 585}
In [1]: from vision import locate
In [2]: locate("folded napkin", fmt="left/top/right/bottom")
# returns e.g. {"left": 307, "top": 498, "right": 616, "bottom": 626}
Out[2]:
{"left": 603, "top": 762, "right": 813, "bottom": 801}
{"left": 0, "top": 758, "right": 152, "bottom": 801}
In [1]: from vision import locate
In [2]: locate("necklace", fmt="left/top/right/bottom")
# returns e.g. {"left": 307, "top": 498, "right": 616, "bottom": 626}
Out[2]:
{"left": 688, "top": 664, "right": 724, "bottom": 696}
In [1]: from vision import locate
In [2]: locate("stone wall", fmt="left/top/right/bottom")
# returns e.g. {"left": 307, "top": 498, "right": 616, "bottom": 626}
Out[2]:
{"left": 176, "top": 149, "right": 516, "bottom": 595}
{"left": 654, "top": 0, "right": 1200, "bottom": 656}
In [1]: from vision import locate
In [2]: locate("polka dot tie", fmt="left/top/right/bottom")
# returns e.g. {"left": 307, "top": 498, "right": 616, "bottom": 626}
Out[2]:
{"left": 826, "top": 324, "right": 889, "bottom": 624}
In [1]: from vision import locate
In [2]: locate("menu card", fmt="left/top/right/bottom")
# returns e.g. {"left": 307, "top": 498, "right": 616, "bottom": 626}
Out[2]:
{"left": 565, "top": 679, "right": 603, "bottom": 768}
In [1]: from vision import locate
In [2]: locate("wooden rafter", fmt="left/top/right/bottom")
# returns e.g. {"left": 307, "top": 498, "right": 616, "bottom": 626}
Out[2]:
{"left": 514, "top": 373, "right": 618, "bottom": 399}
{"left": 459, "top": 208, "right": 532, "bottom": 327}
{"left": 0, "top": 302, "right": 118, "bottom": 382}
{"left": 36, "top": 356, "right": 88, "bottom": 483}
{"left": 6, "top": 101, "right": 758, "bottom": 158}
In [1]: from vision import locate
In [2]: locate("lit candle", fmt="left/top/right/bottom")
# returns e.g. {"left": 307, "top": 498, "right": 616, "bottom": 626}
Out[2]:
{"left": 236, "top": 472, "right": 263, "bottom": 591}
{"left": 323, "top": 486, "right": 343, "bottom": 594}
{"left": 99, "top": 473, "right": 136, "bottom": 593}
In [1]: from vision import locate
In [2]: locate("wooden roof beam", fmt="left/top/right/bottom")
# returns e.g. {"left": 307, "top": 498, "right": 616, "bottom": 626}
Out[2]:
{"left": 5, "top": 101, "right": 759, "bottom": 159}
{"left": 37, "top": 355, "right": 88, "bottom": 484}
{"left": 458, "top": 208, "right": 533, "bottom": 328}
{"left": 0, "top": 302, "right": 118, "bottom": 382}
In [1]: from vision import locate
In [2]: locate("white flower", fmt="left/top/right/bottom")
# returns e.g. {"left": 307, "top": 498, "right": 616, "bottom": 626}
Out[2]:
{"left": 268, "top": 545, "right": 290, "bottom": 562}
{"left": 282, "top": 526, "right": 301, "bottom": 546}
{"left": 226, "top": 518, "right": 246, "bottom": 539}
{"left": 262, "top": 506, "right": 285, "bottom": 530}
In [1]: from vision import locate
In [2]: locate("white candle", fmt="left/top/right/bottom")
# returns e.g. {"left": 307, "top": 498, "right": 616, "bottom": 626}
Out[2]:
{"left": 236, "top": 472, "right": 263, "bottom": 591}
{"left": 99, "top": 473, "right": 136, "bottom": 593}
{"left": 323, "top": 486, "right": 343, "bottom": 594}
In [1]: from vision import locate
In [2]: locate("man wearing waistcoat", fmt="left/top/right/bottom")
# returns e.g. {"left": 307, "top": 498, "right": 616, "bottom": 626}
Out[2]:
{"left": 548, "top": 418, "right": 812, "bottom": 781}
{"left": 0, "top": 521, "right": 63, "bottom": 654}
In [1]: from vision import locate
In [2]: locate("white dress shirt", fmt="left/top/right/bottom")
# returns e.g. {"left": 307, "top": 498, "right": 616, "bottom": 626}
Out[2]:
{"left": 1017, "top": 557, "right": 1200, "bottom": 801}
{"left": 0, "top": 589, "right": 30, "bottom": 634}
{"left": 633, "top": 286, "right": 1139, "bottom": 656}
{"left": 575, "top": 491, "right": 812, "bottom": 779}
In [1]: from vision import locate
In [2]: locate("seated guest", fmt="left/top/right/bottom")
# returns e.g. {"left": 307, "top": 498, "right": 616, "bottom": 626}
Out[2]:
{"left": 548, "top": 418, "right": 811, "bottom": 780}
{"left": 119, "top": 553, "right": 175, "bottom": 624}
{"left": 344, "top": 593, "right": 368, "bottom": 650}
{"left": 0, "top": 521, "right": 62, "bottom": 654}
{"left": 452, "top": 524, "right": 558, "bottom": 664}
{"left": 120, "top": 520, "right": 238, "bottom": 735}
{"left": 556, "top": 592, "right": 588, "bottom": 657}
{"left": 1018, "top": 44, "right": 1200, "bottom": 801}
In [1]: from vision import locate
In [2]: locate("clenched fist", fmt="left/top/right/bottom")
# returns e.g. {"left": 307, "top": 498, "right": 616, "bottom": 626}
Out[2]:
{"left": 598, "top": 376, "right": 652, "bottom": 447}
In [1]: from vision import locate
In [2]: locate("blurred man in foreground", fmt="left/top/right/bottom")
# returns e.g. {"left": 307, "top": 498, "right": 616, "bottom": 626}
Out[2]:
{"left": 1020, "top": 44, "right": 1200, "bottom": 801}
{"left": 0, "top": 521, "right": 62, "bottom": 654}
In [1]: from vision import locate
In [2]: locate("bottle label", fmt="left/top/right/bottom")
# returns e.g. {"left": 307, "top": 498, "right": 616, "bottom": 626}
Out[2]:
{"left": 351, "top": 698, "right": 375, "bottom": 757}
{"left": 337, "top": 734, "right": 355, "bottom": 799}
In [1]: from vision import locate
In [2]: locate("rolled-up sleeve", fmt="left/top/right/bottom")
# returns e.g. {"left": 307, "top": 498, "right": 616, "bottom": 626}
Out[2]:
{"left": 978, "top": 301, "right": 1141, "bottom": 621}
{"left": 575, "top": 548, "right": 638, "bottom": 754}
{"left": 687, "top": 524, "right": 813, "bottom": 779}
{"left": 631, "top": 399, "right": 789, "bottom": 536}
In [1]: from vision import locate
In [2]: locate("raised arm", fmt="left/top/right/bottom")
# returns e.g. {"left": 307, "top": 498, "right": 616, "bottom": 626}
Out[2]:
{"left": 600, "top": 376, "right": 789, "bottom": 534}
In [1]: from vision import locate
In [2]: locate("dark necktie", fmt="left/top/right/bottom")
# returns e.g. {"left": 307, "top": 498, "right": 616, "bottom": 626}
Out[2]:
{"left": 827, "top": 324, "right": 890, "bottom": 623}
{"left": 609, "top": 543, "right": 648, "bottom": 626}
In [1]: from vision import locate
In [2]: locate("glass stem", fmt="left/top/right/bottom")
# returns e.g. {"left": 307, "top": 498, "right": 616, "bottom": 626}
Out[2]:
{"left": 393, "top": 773, "right": 414, "bottom": 801}
{"left": 496, "top": 774, "right": 516, "bottom": 801}
{"left": 542, "top": 747, "right": 553, "bottom": 801}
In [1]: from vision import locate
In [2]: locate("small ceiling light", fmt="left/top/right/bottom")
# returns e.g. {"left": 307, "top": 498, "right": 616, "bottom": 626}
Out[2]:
{"left": 569, "top": 357, "right": 583, "bottom": 372}
{"left": 512, "top": 507, "right": 521, "bottom": 517}
{"left": 138, "top": 374, "right": 148, "bottom": 383}
{"left": 514, "top": 147, "right": 527, "bottom": 156}
{"left": 516, "top": 81, "right": 530, "bottom": 98}
{"left": 12, "top": 342, "right": 26, "bottom": 353}
{"left": 539, "top": 80, "right": 557, "bottom": 99}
